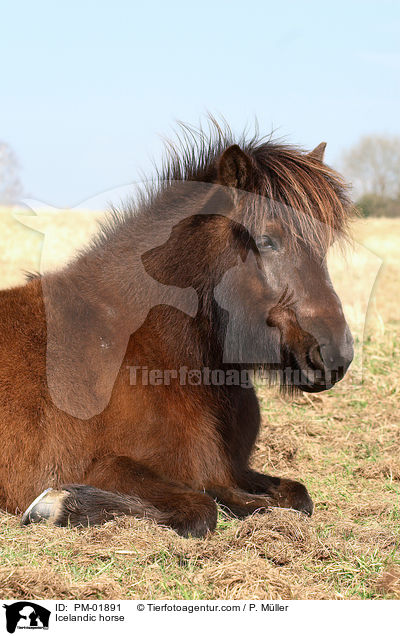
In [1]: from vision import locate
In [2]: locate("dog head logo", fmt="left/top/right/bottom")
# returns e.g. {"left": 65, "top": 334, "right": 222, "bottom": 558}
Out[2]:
{"left": 3, "top": 602, "right": 50, "bottom": 633}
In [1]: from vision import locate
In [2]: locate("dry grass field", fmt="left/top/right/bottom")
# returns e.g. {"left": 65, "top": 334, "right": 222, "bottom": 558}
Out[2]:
{"left": 0, "top": 208, "right": 398, "bottom": 600}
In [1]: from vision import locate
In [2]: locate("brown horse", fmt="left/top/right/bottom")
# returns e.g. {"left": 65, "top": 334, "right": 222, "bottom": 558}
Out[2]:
{"left": 0, "top": 122, "right": 354, "bottom": 537}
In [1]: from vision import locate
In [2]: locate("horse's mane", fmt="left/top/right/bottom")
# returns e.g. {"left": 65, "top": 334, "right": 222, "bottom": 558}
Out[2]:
{"left": 94, "top": 117, "right": 355, "bottom": 255}
{"left": 160, "top": 118, "right": 355, "bottom": 251}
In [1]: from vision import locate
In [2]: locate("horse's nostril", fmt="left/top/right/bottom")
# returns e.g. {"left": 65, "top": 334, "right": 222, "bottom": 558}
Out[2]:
{"left": 319, "top": 344, "right": 333, "bottom": 367}
{"left": 319, "top": 343, "right": 352, "bottom": 373}
{"left": 308, "top": 344, "right": 325, "bottom": 370}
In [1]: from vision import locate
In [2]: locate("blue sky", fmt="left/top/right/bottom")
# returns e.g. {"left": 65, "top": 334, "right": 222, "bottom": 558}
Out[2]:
{"left": 1, "top": 0, "right": 400, "bottom": 206}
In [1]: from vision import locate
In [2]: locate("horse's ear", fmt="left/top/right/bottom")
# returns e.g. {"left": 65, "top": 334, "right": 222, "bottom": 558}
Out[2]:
{"left": 217, "top": 145, "right": 253, "bottom": 189}
{"left": 308, "top": 142, "right": 327, "bottom": 162}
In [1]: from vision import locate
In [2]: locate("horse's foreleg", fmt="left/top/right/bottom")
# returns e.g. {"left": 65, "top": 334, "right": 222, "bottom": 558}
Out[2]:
{"left": 21, "top": 457, "right": 217, "bottom": 538}
{"left": 231, "top": 389, "right": 313, "bottom": 514}
{"left": 209, "top": 471, "right": 313, "bottom": 517}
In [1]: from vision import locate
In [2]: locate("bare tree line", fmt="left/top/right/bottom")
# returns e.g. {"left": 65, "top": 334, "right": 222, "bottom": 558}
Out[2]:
{"left": 342, "top": 135, "right": 400, "bottom": 217}
{"left": 0, "top": 142, "right": 23, "bottom": 205}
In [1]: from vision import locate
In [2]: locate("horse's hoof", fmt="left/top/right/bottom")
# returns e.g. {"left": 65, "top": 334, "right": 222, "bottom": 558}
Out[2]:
{"left": 21, "top": 488, "right": 69, "bottom": 525}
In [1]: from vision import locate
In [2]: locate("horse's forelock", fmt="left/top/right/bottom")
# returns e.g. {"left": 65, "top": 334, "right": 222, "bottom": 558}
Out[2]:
{"left": 248, "top": 145, "right": 355, "bottom": 254}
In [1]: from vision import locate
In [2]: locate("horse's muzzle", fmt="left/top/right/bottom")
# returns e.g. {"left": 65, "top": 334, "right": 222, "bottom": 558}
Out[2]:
{"left": 303, "top": 326, "right": 354, "bottom": 391}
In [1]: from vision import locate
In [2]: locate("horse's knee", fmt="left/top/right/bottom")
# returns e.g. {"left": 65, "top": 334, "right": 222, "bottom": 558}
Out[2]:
{"left": 167, "top": 491, "right": 218, "bottom": 538}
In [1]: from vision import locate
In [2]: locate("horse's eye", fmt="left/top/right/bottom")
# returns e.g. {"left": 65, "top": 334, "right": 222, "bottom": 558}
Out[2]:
{"left": 256, "top": 235, "right": 277, "bottom": 251}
